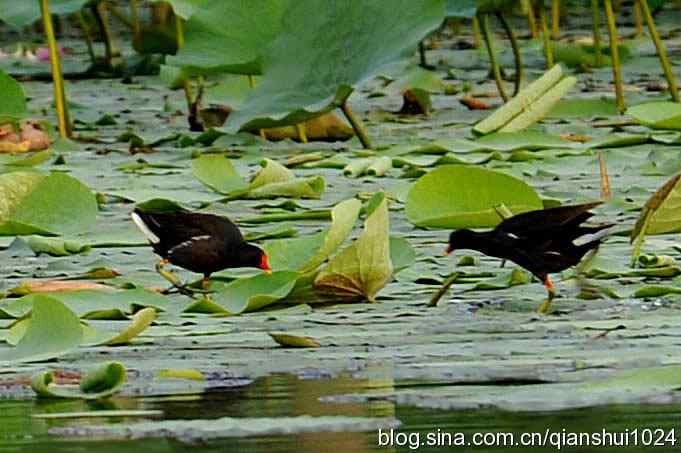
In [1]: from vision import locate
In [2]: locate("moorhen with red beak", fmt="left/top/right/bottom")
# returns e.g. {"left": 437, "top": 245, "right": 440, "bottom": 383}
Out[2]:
{"left": 445, "top": 202, "right": 612, "bottom": 312}
{"left": 131, "top": 207, "right": 271, "bottom": 293}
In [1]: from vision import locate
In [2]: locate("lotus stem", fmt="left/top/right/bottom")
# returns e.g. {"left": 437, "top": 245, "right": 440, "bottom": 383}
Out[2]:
{"left": 630, "top": 209, "right": 651, "bottom": 267}
{"left": 428, "top": 272, "right": 459, "bottom": 307}
{"left": 598, "top": 151, "right": 611, "bottom": 200}
{"left": 633, "top": 0, "right": 644, "bottom": 37}
{"left": 40, "top": 0, "right": 71, "bottom": 138}
{"left": 472, "top": 16, "right": 482, "bottom": 49}
{"left": 341, "top": 101, "right": 373, "bottom": 149}
{"left": 418, "top": 41, "right": 428, "bottom": 68}
{"left": 479, "top": 13, "right": 508, "bottom": 102}
{"left": 539, "top": 2, "right": 554, "bottom": 68}
{"left": 524, "top": 0, "right": 539, "bottom": 38}
{"left": 639, "top": 0, "right": 679, "bottom": 102}
{"left": 174, "top": 12, "right": 184, "bottom": 49}
{"left": 603, "top": 0, "right": 625, "bottom": 113}
{"left": 496, "top": 12, "right": 523, "bottom": 97}
{"left": 551, "top": 0, "right": 561, "bottom": 40}
{"left": 108, "top": 5, "right": 133, "bottom": 29}
{"left": 76, "top": 10, "right": 96, "bottom": 65}
{"left": 591, "top": 0, "right": 603, "bottom": 67}
{"left": 92, "top": 1, "right": 117, "bottom": 66}
{"left": 296, "top": 123, "right": 308, "bottom": 143}
{"left": 130, "top": 0, "right": 140, "bottom": 36}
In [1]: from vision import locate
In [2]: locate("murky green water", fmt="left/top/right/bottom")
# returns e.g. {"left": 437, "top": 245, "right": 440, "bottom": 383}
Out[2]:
{"left": 3, "top": 374, "right": 681, "bottom": 452}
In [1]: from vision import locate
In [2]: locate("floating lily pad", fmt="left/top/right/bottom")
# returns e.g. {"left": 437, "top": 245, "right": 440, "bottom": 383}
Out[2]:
{"left": 406, "top": 166, "right": 542, "bottom": 228}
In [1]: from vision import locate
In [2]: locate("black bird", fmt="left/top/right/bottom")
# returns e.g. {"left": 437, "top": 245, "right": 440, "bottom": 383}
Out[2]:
{"left": 131, "top": 208, "right": 271, "bottom": 291}
{"left": 445, "top": 202, "right": 611, "bottom": 312}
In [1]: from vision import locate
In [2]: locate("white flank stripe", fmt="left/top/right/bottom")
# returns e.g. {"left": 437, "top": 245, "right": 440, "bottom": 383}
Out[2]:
{"left": 573, "top": 227, "right": 611, "bottom": 246}
{"left": 131, "top": 212, "right": 160, "bottom": 244}
{"left": 168, "top": 235, "right": 211, "bottom": 257}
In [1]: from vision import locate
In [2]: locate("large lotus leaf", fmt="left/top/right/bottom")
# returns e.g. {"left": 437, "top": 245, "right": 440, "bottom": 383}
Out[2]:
{"left": 212, "top": 271, "right": 299, "bottom": 314}
{"left": 406, "top": 165, "right": 542, "bottom": 228}
{"left": 630, "top": 174, "right": 681, "bottom": 264}
{"left": 0, "top": 295, "right": 82, "bottom": 364}
{"left": 191, "top": 154, "right": 248, "bottom": 194}
{"left": 314, "top": 194, "right": 392, "bottom": 302}
{"left": 0, "top": 289, "right": 166, "bottom": 320}
{"left": 628, "top": 102, "right": 681, "bottom": 131}
{"left": 165, "top": 0, "right": 289, "bottom": 76}
{"left": 264, "top": 198, "right": 362, "bottom": 272}
{"left": 0, "top": 0, "right": 90, "bottom": 28}
{"left": 223, "top": 0, "right": 445, "bottom": 132}
{"left": 0, "top": 172, "right": 97, "bottom": 236}
{"left": 0, "top": 70, "right": 27, "bottom": 121}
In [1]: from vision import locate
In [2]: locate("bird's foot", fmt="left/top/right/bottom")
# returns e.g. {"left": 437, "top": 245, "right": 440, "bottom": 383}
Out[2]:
{"left": 156, "top": 260, "right": 212, "bottom": 298}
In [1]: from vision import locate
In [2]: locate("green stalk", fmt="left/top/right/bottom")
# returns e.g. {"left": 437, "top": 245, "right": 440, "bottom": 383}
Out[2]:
{"left": 603, "top": 0, "right": 625, "bottom": 113}
{"left": 418, "top": 41, "right": 428, "bottom": 68}
{"left": 428, "top": 272, "right": 460, "bottom": 307}
{"left": 472, "top": 16, "right": 482, "bottom": 49}
{"left": 639, "top": 0, "right": 679, "bottom": 102}
{"left": 40, "top": 0, "right": 71, "bottom": 138}
{"left": 131, "top": 0, "right": 140, "bottom": 37}
{"left": 295, "top": 123, "right": 308, "bottom": 143}
{"left": 591, "top": 0, "right": 603, "bottom": 67}
{"left": 538, "top": 2, "right": 554, "bottom": 68}
{"left": 551, "top": 0, "right": 561, "bottom": 40}
{"left": 174, "top": 10, "right": 184, "bottom": 49}
{"left": 76, "top": 10, "right": 96, "bottom": 65}
{"left": 630, "top": 209, "right": 651, "bottom": 267}
{"left": 479, "top": 13, "right": 508, "bottom": 102}
{"left": 496, "top": 12, "right": 523, "bottom": 97}
{"left": 92, "top": 1, "right": 116, "bottom": 66}
{"left": 633, "top": 0, "right": 644, "bottom": 37}
{"left": 524, "top": 0, "right": 539, "bottom": 38}
{"left": 341, "top": 101, "right": 373, "bottom": 149}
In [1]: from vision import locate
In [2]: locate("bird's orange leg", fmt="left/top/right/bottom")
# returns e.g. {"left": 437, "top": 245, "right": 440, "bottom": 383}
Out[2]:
{"left": 200, "top": 276, "right": 214, "bottom": 301}
{"left": 538, "top": 276, "right": 557, "bottom": 314}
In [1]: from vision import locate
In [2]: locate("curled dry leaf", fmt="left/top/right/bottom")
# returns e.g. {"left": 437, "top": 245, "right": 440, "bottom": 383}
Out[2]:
{"left": 269, "top": 332, "right": 321, "bottom": 348}
{"left": 460, "top": 96, "right": 492, "bottom": 110}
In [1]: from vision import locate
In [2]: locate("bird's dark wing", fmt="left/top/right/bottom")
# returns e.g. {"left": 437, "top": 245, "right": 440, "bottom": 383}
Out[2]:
{"left": 134, "top": 211, "right": 243, "bottom": 246}
{"left": 495, "top": 202, "right": 603, "bottom": 238}
{"left": 166, "top": 235, "right": 227, "bottom": 275}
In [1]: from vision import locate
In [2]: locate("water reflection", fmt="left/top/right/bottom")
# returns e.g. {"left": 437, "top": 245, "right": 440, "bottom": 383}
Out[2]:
{"left": 2, "top": 373, "right": 681, "bottom": 453}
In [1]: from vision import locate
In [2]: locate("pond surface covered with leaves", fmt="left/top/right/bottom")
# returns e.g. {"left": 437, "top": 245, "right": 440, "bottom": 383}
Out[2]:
{"left": 3, "top": 6, "right": 681, "bottom": 452}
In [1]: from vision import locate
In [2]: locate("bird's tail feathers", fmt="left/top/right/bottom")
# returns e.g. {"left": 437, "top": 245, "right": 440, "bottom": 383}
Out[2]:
{"left": 131, "top": 211, "right": 160, "bottom": 244}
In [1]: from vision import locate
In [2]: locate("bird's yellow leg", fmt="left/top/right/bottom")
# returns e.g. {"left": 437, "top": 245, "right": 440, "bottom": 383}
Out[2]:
{"left": 538, "top": 276, "right": 556, "bottom": 314}
{"left": 156, "top": 258, "right": 184, "bottom": 288}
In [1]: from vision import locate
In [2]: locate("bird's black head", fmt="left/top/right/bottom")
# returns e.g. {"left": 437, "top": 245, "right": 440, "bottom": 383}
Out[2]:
{"left": 238, "top": 243, "right": 272, "bottom": 273}
{"left": 445, "top": 229, "right": 477, "bottom": 255}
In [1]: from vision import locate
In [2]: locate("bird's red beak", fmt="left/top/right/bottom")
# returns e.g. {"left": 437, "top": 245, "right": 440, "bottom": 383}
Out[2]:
{"left": 260, "top": 254, "right": 272, "bottom": 274}
{"left": 444, "top": 245, "right": 453, "bottom": 256}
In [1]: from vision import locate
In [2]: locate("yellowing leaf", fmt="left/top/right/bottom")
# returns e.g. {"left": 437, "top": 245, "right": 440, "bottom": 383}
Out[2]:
{"left": 269, "top": 332, "right": 321, "bottom": 348}
{"left": 314, "top": 193, "right": 392, "bottom": 302}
